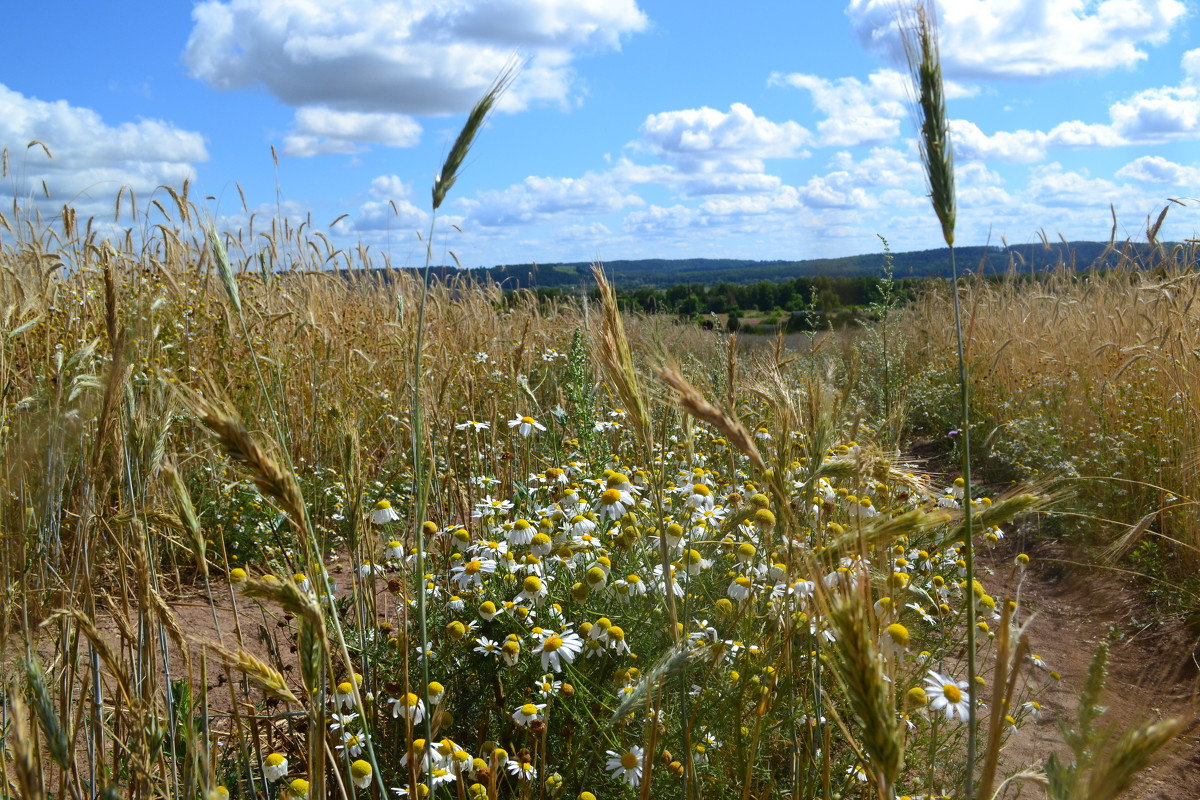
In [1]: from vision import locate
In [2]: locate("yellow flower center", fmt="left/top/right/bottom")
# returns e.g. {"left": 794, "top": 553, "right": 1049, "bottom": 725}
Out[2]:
{"left": 464, "top": 560, "right": 482, "bottom": 574}
{"left": 601, "top": 488, "right": 622, "bottom": 504}
{"left": 543, "top": 635, "right": 563, "bottom": 652}
{"left": 523, "top": 576, "right": 542, "bottom": 593}
{"left": 693, "top": 483, "right": 711, "bottom": 496}
{"left": 885, "top": 623, "right": 909, "bottom": 647}
{"left": 521, "top": 416, "right": 535, "bottom": 424}
{"left": 621, "top": 751, "right": 639, "bottom": 770}
{"left": 350, "top": 760, "right": 372, "bottom": 778}
{"left": 942, "top": 683, "right": 963, "bottom": 704}
{"left": 608, "top": 625, "right": 625, "bottom": 641}
{"left": 521, "top": 703, "right": 538, "bottom": 716}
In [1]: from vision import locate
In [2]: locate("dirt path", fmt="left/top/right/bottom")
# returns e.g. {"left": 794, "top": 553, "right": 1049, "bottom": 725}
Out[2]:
{"left": 981, "top": 534, "right": 1200, "bottom": 799}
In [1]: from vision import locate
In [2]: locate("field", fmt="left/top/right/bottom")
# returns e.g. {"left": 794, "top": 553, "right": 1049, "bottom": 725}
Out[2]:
{"left": 2, "top": 16, "right": 1199, "bottom": 800}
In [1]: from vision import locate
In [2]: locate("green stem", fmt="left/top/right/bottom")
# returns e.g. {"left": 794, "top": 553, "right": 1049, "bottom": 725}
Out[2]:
{"left": 948, "top": 243, "right": 977, "bottom": 799}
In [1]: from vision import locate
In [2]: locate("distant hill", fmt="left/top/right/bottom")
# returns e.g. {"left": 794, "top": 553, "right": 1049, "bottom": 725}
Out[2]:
{"left": 367, "top": 241, "right": 1172, "bottom": 290}
{"left": 451, "top": 241, "right": 1169, "bottom": 290}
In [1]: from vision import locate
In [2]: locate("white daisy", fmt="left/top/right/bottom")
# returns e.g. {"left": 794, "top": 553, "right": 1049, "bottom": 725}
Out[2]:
{"left": 924, "top": 670, "right": 971, "bottom": 722}
{"left": 536, "top": 630, "right": 584, "bottom": 672}
{"left": 605, "top": 745, "right": 644, "bottom": 787}
{"left": 508, "top": 415, "right": 546, "bottom": 437}
{"left": 371, "top": 499, "right": 400, "bottom": 525}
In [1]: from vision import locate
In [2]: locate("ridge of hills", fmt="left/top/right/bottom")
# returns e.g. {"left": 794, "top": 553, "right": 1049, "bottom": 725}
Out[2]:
{"left": 400, "top": 240, "right": 1167, "bottom": 290}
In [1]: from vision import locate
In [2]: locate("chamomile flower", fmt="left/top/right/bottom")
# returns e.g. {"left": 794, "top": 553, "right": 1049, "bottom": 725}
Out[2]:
{"left": 501, "top": 637, "right": 522, "bottom": 667}
{"left": 286, "top": 778, "right": 310, "bottom": 798}
{"left": 688, "top": 483, "right": 715, "bottom": 511}
{"left": 351, "top": 760, "right": 373, "bottom": 789}
{"left": 372, "top": 500, "right": 400, "bottom": 525}
{"left": 456, "top": 420, "right": 490, "bottom": 432}
{"left": 337, "top": 732, "right": 369, "bottom": 759}
{"left": 515, "top": 575, "right": 548, "bottom": 606}
{"left": 595, "top": 487, "right": 633, "bottom": 521}
{"left": 508, "top": 415, "right": 546, "bottom": 437}
{"left": 882, "top": 623, "right": 910, "bottom": 656}
{"left": 605, "top": 745, "right": 644, "bottom": 787}
{"left": 264, "top": 753, "right": 288, "bottom": 782}
{"left": 450, "top": 557, "right": 496, "bottom": 590}
{"left": 535, "top": 674, "right": 562, "bottom": 697}
{"left": 507, "top": 755, "right": 537, "bottom": 781}
{"left": 390, "top": 692, "right": 426, "bottom": 724}
{"left": 536, "top": 630, "right": 584, "bottom": 672}
{"left": 728, "top": 575, "right": 755, "bottom": 603}
{"left": 924, "top": 671, "right": 971, "bottom": 722}
{"left": 511, "top": 702, "right": 546, "bottom": 726}
{"left": 333, "top": 681, "right": 356, "bottom": 710}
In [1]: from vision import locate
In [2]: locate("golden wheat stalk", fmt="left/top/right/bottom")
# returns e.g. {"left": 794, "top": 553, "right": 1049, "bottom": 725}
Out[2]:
{"left": 825, "top": 593, "right": 904, "bottom": 796}
{"left": 5, "top": 691, "right": 45, "bottom": 800}
{"left": 592, "top": 264, "right": 652, "bottom": 448}
{"left": 178, "top": 387, "right": 311, "bottom": 540}
{"left": 198, "top": 639, "right": 299, "bottom": 704}
{"left": 162, "top": 457, "right": 206, "bottom": 577}
{"left": 657, "top": 364, "right": 766, "bottom": 471}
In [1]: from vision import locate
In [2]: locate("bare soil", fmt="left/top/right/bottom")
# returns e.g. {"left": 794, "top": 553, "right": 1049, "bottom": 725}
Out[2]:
{"left": 980, "top": 533, "right": 1200, "bottom": 799}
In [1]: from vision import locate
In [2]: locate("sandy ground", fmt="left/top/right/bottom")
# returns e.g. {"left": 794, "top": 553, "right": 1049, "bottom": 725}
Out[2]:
{"left": 980, "top": 533, "right": 1200, "bottom": 799}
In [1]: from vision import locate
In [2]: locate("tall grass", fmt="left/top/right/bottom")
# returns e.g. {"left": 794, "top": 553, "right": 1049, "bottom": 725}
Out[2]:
{"left": 0, "top": 21, "right": 1186, "bottom": 800}
{"left": 898, "top": 238, "right": 1200, "bottom": 586}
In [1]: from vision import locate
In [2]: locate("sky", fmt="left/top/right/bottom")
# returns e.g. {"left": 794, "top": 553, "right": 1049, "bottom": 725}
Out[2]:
{"left": 2, "top": 0, "right": 1199, "bottom": 268}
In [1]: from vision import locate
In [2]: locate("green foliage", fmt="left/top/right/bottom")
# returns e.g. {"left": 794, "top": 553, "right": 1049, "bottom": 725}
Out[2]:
{"left": 563, "top": 327, "right": 598, "bottom": 450}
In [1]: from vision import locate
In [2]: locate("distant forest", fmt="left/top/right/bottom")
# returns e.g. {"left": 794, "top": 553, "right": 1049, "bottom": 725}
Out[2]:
{"left": 462, "top": 240, "right": 1165, "bottom": 290}
{"left": 363, "top": 239, "right": 1172, "bottom": 330}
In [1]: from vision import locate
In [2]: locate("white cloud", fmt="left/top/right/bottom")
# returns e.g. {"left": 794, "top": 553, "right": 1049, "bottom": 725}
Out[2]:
{"left": 608, "top": 156, "right": 781, "bottom": 197}
{"left": 369, "top": 174, "right": 414, "bottom": 199}
{"left": 623, "top": 204, "right": 702, "bottom": 234}
{"left": 638, "top": 103, "right": 811, "bottom": 168}
{"left": 1116, "top": 155, "right": 1200, "bottom": 185}
{"left": 847, "top": 0, "right": 1187, "bottom": 79}
{"left": 335, "top": 198, "right": 427, "bottom": 232}
{"left": 283, "top": 107, "right": 422, "bottom": 157}
{"left": 770, "top": 70, "right": 909, "bottom": 147}
{"left": 1108, "top": 85, "right": 1200, "bottom": 143}
{"left": 798, "top": 175, "right": 873, "bottom": 209}
{"left": 1027, "top": 163, "right": 1127, "bottom": 208}
{"left": 464, "top": 173, "right": 643, "bottom": 226}
{"left": 950, "top": 120, "right": 1048, "bottom": 162}
{"left": 0, "top": 83, "right": 207, "bottom": 212}
{"left": 950, "top": 117, "right": 1127, "bottom": 163}
{"left": 185, "top": 0, "right": 648, "bottom": 119}
{"left": 699, "top": 187, "right": 802, "bottom": 216}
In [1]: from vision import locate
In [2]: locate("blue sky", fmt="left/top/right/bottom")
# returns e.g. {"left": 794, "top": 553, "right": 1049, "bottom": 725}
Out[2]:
{"left": 2, "top": 0, "right": 1198, "bottom": 268}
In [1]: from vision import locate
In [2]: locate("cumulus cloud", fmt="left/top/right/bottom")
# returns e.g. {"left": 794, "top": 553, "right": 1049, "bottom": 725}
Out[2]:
{"left": 185, "top": 0, "right": 648, "bottom": 120}
{"left": 283, "top": 107, "right": 422, "bottom": 157}
{"left": 847, "top": 0, "right": 1187, "bottom": 79}
{"left": 0, "top": 83, "right": 207, "bottom": 212}
{"left": 608, "top": 156, "right": 782, "bottom": 197}
{"left": 951, "top": 118, "right": 1128, "bottom": 163}
{"left": 1115, "top": 155, "right": 1200, "bottom": 185}
{"left": 1026, "top": 163, "right": 1128, "bottom": 208}
{"left": 1108, "top": 84, "right": 1200, "bottom": 143}
{"left": 623, "top": 204, "right": 703, "bottom": 235}
{"left": 638, "top": 103, "right": 811, "bottom": 168}
{"left": 769, "top": 69, "right": 913, "bottom": 147}
{"left": 464, "top": 173, "right": 643, "bottom": 226}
